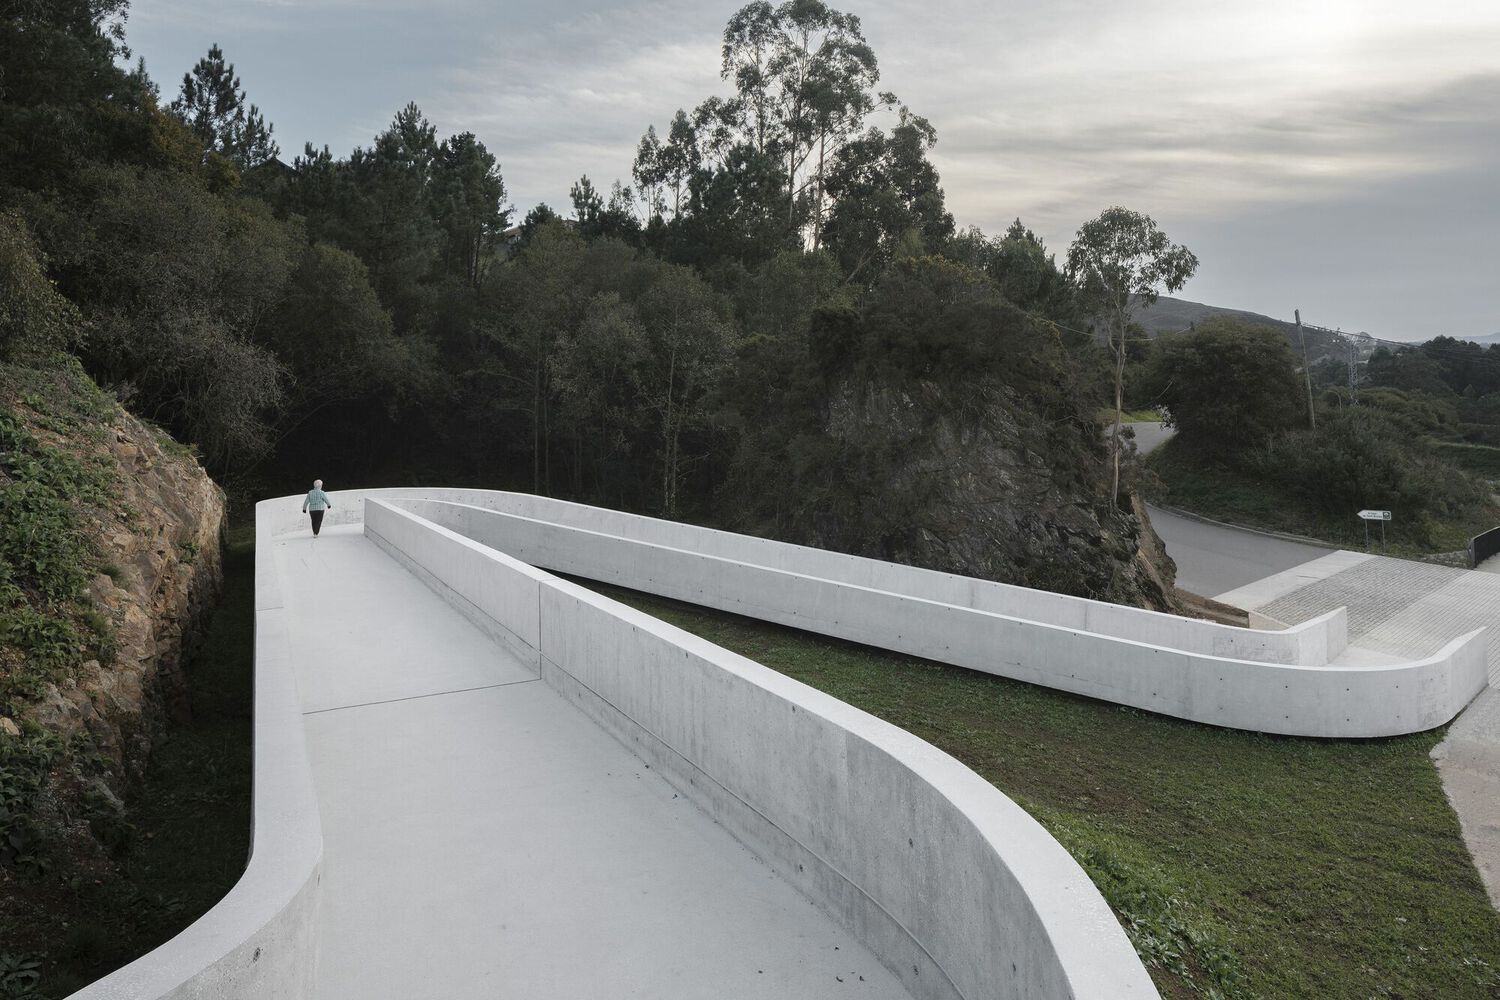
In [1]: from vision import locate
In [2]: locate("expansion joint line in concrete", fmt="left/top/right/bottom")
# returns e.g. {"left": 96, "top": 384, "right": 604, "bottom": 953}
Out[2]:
{"left": 546, "top": 655, "right": 970, "bottom": 1000}
{"left": 302, "top": 677, "right": 540, "bottom": 716}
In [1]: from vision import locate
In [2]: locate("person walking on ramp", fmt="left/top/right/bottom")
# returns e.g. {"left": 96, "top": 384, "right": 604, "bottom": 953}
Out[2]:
{"left": 302, "top": 479, "right": 333, "bottom": 537}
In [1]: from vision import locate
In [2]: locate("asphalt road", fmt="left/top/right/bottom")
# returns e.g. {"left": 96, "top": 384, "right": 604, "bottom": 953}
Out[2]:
{"left": 1122, "top": 421, "right": 1333, "bottom": 599}
{"left": 1145, "top": 505, "right": 1331, "bottom": 598}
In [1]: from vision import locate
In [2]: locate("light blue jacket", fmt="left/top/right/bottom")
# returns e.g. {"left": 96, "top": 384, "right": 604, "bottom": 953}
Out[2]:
{"left": 302, "top": 488, "right": 332, "bottom": 513}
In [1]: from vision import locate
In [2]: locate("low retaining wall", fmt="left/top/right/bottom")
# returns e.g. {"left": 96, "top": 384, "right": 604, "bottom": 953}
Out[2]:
{"left": 1472, "top": 525, "right": 1500, "bottom": 568}
{"left": 261, "top": 488, "right": 1344, "bottom": 665}
{"left": 396, "top": 497, "right": 1486, "bottom": 739}
{"left": 364, "top": 499, "right": 1158, "bottom": 1000}
{"left": 70, "top": 503, "right": 324, "bottom": 999}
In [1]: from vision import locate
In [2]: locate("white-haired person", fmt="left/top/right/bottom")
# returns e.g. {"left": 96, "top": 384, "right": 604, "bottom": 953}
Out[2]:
{"left": 301, "top": 479, "right": 334, "bottom": 537}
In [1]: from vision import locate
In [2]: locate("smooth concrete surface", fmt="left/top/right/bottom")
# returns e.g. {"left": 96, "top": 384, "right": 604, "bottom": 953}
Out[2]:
{"left": 70, "top": 504, "right": 325, "bottom": 1000}
{"left": 1433, "top": 687, "right": 1500, "bottom": 908}
{"left": 262, "top": 488, "right": 1345, "bottom": 667}
{"left": 388, "top": 495, "right": 1484, "bottom": 739}
{"left": 293, "top": 524, "right": 916, "bottom": 1000}
{"left": 366, "top": 499, "right": 1159, "bottom": 1000}
{"left": 1213, "top": 551, "right": 1376, "bottom": 612}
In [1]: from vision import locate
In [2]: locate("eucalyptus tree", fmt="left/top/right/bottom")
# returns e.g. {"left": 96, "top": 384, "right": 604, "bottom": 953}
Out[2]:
{"left": 633, "top": 0, "right": 897, "bottom": 253}
{"left": 636, "top": 264, "right": 734, "bottom": 517}
{"left": 1067, "top": 206, "right": 1198, "bottom": 505}
{"left": 820, "top": 105, "right": 952, "bottom": 283}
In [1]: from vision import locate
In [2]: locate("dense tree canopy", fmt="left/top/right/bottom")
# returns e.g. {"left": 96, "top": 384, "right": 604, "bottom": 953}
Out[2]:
{"left": 1146, "top": 319, "right": 1302, "bottom": 452}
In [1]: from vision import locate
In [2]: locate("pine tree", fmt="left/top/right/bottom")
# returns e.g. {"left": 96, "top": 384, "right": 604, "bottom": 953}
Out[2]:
{"left": 171, "top": 44, "right": 280, "bottom": 169}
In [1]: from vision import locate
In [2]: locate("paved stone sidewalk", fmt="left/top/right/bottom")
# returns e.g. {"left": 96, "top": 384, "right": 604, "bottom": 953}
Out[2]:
{"left": 1255, "top": 555, "right": 1500, "bottom": 683}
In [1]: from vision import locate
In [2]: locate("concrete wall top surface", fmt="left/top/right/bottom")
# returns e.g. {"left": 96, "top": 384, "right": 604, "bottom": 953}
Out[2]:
{"left": 261, "top": 487, "right": 1344, "bottom": 664}
{"left": 392, "top": 495, "right": 1487, "bottom": 738}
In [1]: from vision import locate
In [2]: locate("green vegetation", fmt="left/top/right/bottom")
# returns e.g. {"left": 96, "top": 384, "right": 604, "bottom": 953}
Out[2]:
{"left": 0, "top": 0, "right": 1118, "bottom": 526}
{"left": 3, "top": 530, "right": 254, "bottom": 1000}
{"left": 1139, "top": 319, "right": 1500, "bottom": 552}
{"left": 589, "top": 582, "right": 1500, "bottom": 1000}
{"left": 1099, "top": 407, "right": 1163, "bottom": 424}
{"left": 0, "top": 358, "right": 121, "bottom": 713}
{"left": 1147, "top": 434, "right": 1497, "bottom": 555}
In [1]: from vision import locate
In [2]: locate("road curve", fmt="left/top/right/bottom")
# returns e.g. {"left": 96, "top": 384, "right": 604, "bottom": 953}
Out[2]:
{"left": 1145, "top": 505, "right": 1331, "bottom": 599}
{"left": 1123, "top": 421, "right": 1332, "bottom": 599}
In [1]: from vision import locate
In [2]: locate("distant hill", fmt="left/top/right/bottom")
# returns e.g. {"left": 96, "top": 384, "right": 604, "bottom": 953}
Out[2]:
{"left": 1128, "top": 296, "right": 1346, "bottom": 364}
{"left": 1460, "top": 333, "right": 1500, "bottom": 347}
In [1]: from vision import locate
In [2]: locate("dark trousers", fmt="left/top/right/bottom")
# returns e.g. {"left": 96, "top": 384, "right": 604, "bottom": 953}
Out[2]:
{"left": 310, "top": 510, "right": 325, "bottom": 536}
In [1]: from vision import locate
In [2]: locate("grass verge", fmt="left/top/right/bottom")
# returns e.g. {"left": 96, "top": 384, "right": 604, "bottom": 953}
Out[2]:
{"left": 7, "top": 528, "right": 254, "bottom": 1000}
{"left": 588, "top": 580, "right": 1500, "bottom": 1000}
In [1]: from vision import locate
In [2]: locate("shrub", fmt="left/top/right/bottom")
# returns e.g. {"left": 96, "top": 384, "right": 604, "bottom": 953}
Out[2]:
{"left": 1146, "top": 318, "right": 1303, "bottom": 453}
{"left": 0, "top": 212, "right": 80, "bottom": 363}
{"left": 1251, "top": 408, "right": 1486, "bottom": 540}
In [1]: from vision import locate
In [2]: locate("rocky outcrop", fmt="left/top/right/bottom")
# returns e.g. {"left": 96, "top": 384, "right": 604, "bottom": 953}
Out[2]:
{"left": 806, "top": 379, "right": 1181, "bottom": 611}
{"left": 4, "top": 381, "right": 223, "bottom": 870}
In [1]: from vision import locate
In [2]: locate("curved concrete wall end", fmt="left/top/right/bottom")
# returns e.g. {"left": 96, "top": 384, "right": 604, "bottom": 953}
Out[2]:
{"left": 388, "top": 494, "right": 1485, "bottom": 739}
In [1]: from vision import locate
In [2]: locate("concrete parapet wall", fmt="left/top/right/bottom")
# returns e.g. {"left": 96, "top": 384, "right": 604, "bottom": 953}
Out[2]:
{"left": 363, "top": 498, "right": 1158, "bottom": 1000}
{"left": 262, "top": 488, "right": 1345, "bottom": 664}
{"left": 69, "top": 503, "right": 324, "bottom": 1000}
{"left": 391, "top": 496, "right": 1483, "bottom": 739}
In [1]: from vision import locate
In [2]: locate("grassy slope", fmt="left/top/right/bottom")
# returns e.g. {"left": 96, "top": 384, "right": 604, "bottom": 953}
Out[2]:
{"left": 1146, "top": 436, "right": 1500, "bottom": 556}
{"left": 588, "top": 581, "right": 1500, "bottom": 1000}
{"left": 27, "top": 530, "right": 253, "bottom": 999}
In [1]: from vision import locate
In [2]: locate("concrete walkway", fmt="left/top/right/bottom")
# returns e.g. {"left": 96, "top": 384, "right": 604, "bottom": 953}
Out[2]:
{"left": 1217, "top": 550, "right": 1500, "bottom": 907}
{"left": 273, "top": 525, "right": 911, "bottom": 999}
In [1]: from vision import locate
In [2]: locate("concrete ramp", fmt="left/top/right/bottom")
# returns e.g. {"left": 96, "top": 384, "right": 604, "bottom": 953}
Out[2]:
{"left": 283, "top": 526, "right": 910, "bottom": 999}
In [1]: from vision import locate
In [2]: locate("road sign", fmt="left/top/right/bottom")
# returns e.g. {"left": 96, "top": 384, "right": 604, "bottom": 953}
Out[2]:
{"left": 1357, "top": 510, "right": 1392, "bottom": 521}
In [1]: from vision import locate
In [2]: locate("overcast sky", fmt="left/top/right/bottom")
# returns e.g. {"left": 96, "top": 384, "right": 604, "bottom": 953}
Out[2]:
{"left": 124, "top": 0, "right": 1500, "bottom": 341}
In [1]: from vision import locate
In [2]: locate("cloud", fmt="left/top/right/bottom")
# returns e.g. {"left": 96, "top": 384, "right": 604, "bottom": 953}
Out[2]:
{"left": 124, "top": 0, "right": 1500, "bottom": 336}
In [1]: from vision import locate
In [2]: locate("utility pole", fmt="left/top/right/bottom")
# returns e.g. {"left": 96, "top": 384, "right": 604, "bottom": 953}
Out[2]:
{"left": 1342, "top": 330, "right": 1359, "bottom": 405}
{"left": 1295, "top": 309, "right": 1316, "bottom": 430}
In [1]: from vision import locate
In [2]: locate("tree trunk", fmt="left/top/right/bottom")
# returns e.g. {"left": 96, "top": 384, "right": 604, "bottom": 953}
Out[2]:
{"left": 1110, "top": 304, "right": 1127, "bottom": 507}
{"left": 812, "top": 130, "right": 826, "bottom": 250}
{"left": 662, "top": 348, "right": 677, "bottom": 516}
{"left": 532, "top": 355, "right": 542, "bottom": 494}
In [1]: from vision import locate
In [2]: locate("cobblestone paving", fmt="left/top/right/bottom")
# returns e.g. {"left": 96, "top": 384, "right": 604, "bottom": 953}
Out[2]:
{"left": 1259, "top": 555, "right": 1500, "bottom": 683}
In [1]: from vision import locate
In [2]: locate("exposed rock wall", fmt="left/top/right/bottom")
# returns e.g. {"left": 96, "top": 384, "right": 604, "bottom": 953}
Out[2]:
{"left": 807, "top": 378, "right": 1181, "bottom": 611}
{"left": 26, "top": 411, "right": 224, "bottom": 764}
{"left": 3, "top": 373, "right": 224, "bottom": 872}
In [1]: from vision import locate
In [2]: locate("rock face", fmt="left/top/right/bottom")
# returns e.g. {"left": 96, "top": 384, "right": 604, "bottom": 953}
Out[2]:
{"left": 807, "top": 379, "right": 1180, "bottom": 611}
{"left": 11, "top": 402, "right": 224, "bottom": 868}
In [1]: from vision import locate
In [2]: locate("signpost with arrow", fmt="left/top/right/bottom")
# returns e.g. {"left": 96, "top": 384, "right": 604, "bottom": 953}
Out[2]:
{"left": 1358, "top": 509, "right": 1391, "bottom": 549}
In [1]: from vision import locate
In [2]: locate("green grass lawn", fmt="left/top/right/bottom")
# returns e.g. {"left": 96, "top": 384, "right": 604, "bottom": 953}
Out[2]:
{"left": 27, "top": 529, "right": 254, "bottom": 999}
{"left": 588, "top": 581, "right": 1500, "bottom": 1000}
